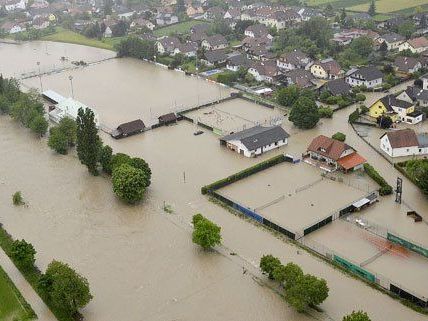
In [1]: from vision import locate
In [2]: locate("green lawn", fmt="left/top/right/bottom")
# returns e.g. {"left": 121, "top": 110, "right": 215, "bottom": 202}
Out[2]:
{"left": 154, "top": 20, "right": 209, "bottom": 37}
{"left": 41, "top": 27, "right": 123, "bottom": 51}
{"left": 348, "top": 0, "right": 428, "bottom": 13}
{"left": 0, "top": 265, "right": 36, "bottom": 321}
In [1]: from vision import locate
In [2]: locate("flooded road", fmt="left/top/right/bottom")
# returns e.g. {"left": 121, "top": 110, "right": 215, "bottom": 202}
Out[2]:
{"left": 0, "top": 42, "right": 428, "bottom": 321}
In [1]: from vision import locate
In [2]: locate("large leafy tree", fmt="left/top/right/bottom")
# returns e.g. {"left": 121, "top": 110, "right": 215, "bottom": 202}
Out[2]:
{"left": 286, "top": 274, "right": 329, "bottom": 312}
{"left": 10, "top": 239, "right": 36, "bottom": 269}
{"left": 192, "top": 214, "right": 222, "bottom": 250}
{"left": 343, "top": 311, "right": 371, "bottom": 321}
{"left": 41, "top": 260, "right": 92, "bottom": 316}
{"left": 99, "top": 145, "right": 113, "bottom": 174}
{"left": 112, "top": 164, "right": 147, "bottom": 204}
{"left": 29, "top": 114, "right": 48, "bottom": 137}
{"left": 368, "top": 0, "right": 376, "bottom": 16}
{"left": 276, "top": 85, "right": 300, "bottom": 107}
{"left": 58, "top": 117, "right": 77, "bottom": 147}
{"left": 48, "top": 127, "right": 69, "bottom": 154}
{"left": 289, "top": 96, "right": 320, "bottom": 129}
{"left": 260, "top": 255, "right": 281, "bottom": 279}
{"left": 76, "top": 108, "right": 102, "bottom": 175}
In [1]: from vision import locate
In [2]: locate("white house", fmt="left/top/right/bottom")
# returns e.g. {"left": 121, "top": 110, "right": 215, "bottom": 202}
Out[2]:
{"left": 49, "top": 97, "right": 100, "bottom": 127}
{"left": 380, "top": 129, "right": 428, "bottom": 157}
{"left": 396, "top": 86, "right": 428, "bottom": 107}
{"left": 345, "top": 66, "right": 383, "bottom": 88}
{"left": 220, "top": 125, "right": 289, "bottom": 157}
{"left": 4, "top": 0, "right": 26, "bottom": 11}
{"left": 398, "top": 36, "right": 428, "bottom": 54}
{"left": 379, "top": 32, "right": 405, "bottom": 50}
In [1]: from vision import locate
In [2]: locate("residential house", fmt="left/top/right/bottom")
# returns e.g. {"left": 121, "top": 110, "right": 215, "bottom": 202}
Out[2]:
{"left": 220, "top": 125, "right": 289, "bottom": 157}
{"left": 131, "top": 17, "right": 155, "bottom": 30}
{"left": 369, "top": 94, "right": 423, "bottom": 124}
{"left": 333, "top": 28, "right": 379, "bottom": 46}
{"left": 396, "top": 86, "right": 428, "bottom": 107}
{"left": 204, "top": 6, "right": 225, "bottom": 20}
{"left": 32, "top": 17, "right": 50, "bottom": 29}
{"left": 186, "top": 5, "right": 203, "bottom": 17}
{"left": 345, "top": 66, "right": 383, "bottom": 89}
{"left": 393, "top": 56, "right": 422, "bottom": 74}
{"left": 380, "top": 129, "right": 428, "bottom": 157}
{"left": 224, "top": 7, "right": 240, "bottom": 20}
{"left": 244, "top": 24, "right": 271, "bottom": 39}
{"left": 305, "top": 135, "right": 366, "bottom": 172}
{"left": 246, "top": 46, "right": 275, "bottom": 61}
{"left": 155, "top": 13, "right": 178, "bottom": 26}
{"left": 201, "top": 34, "right": 228, "bottom": 50}
{"left": 276, "top": 49, "right": 312, "bottom": 71}
{"left": 320, "top": 78, "right": 352, "bottom": 96}
{"left": 378, "top": 32, "right": 405, "bottom": 50}
{"left": 226, "top": 53, "right": 251, "bottom": 72}
{"left": 0, "top": 21, "right": 26, "bottom": 33}
{"left": 4, "top": 0, "right": 26, "bottom": 11}
{"left": 177, "top": 42, "right": 198, "bottom": 57}
{"left": 191, "top": 23, "right": 210, "bottom": 34}
{"left": 201, "top": 49, "right": 227, "bottom": 66}
{"left": 284, "top": 69, "right": 315, "bottom": 88}
{"left": 399, "top": 36, "right": 428, "bottom": 53}
{"left": 297, "top": 7, "right": 322, "bottom": 21}
{"left": 248, "top": 61, "right": 280, "bottom": 83}
{"left": 156, "top": 36, "right": 181, "bottom": 55}
{"left": 310, "top": 58, "right": 342, "bottom": 80}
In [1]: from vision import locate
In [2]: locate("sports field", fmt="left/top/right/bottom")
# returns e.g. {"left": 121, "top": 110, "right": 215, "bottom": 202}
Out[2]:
{"left": 0, "top": 266, "right": 35, "bottom": 321}
{"left": 348, "top": 0, "right": 428, "bottom": 13}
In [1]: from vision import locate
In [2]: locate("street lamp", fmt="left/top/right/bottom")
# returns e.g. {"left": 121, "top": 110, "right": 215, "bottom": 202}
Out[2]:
{"left": 68, "top": 75, "right": 74, "bottom": 99}
{"left": 37, "top": 61, "right": 43, "bottom": 92}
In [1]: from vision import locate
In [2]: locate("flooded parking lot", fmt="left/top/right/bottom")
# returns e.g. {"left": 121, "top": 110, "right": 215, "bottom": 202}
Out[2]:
{"left": 1, "top": 41, "right": 428, "bottom": 321}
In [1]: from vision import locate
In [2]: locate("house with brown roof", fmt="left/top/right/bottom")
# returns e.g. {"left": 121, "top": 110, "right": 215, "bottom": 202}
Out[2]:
{"left": 393, "top": 56, "right": 422, "bottom": 74}
{"left": 380, "top": 129, "right": 428, "bottom": 157}
{"left": 277, "top": 49, "right": 312, "bottom": 71}
{"left": 111, "top": 119, "right": 146, "bottom": 139}
{"left": 244, "top": 24, "right": 271, "bottom": 39}
{"left": 284, "top": 69, "right": 315, "bottom": 88}
{"left": 201, "top": 34, "right": 228, "bottom": 50}
{"left": 305, "top": 135, "right": 366, "bottom": 172}
{"left": 310, "top": 58, "right": 342, "bottom": 80}
{"left": 399, "top": 37, "right": 428, "bottom": 54}
{"left": 248, "top": 61, "right": 280, "bottom": 83}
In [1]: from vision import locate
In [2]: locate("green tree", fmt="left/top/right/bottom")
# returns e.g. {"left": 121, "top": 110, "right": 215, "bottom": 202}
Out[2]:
{"left": 260, "top": 255, "right": 281, "bottom": 279}
{"left": 10, "top": 239, "right": 36, "bottom": 269}
{"left": 192, "top": 214, "right": 221, "bottom": 249}
{"left": 29, "top": 114, "right": 48, "bottom": 137}
{"left": 276, "top": 85, "right": 300, "bottom": 107}
{"left": 398, "top": 21, "right": 416, "bottom": 39}
{"left": 112, "top": 164, "right": 147, "bottom": 204}
{"left": 116, "top": 37, "right": 156, "bottom": 60}
{"left": 343, "top": 311, "right": 371, "bottom": 321}
{"left": 42, "top": 260, "right": 92, "bottom": 316}
{"left": 283, "top": 262, "right": 303, "bottom": 290}
{"left": 12, "top": 191, "right": 24, "bottom": 205}
{"left": 289, "top": 96, "right": 320, "bottom": 129}
{"left": 99, "top": 145, "right": 113, "bottom": 174}
{"left": 286, "top": 274, "right": 329, "bottom": 312}
{"left": 368, "top": 0, "right": 376, "bottom": 16}
{"left": 111, "top": 153, "right": 132, "bottom": 171}
{"left": 58, "top": 117, "right": 77, "bottom": 147}
{"left": 318, "top": 106, "right": 333, "bottom": 118}
{"left": 130, "top": 157, "right": 152, "bottom": 187}
{"left": 48, "top": 127, "right": 69, "bottom": 154}
{"left": 0, "top": 95, "right": 10, "bottom": 114}
{"left": 272, "top": 264, "right": 287, "bottom": 283}
{"left": 332, "top": 132, "right": 346, "bottom": 142}
{"left": 76, "top": 108, "right": 102, "bottom": 175}
{"left": 350, "top": 36, "right": 373, "bottom": 57}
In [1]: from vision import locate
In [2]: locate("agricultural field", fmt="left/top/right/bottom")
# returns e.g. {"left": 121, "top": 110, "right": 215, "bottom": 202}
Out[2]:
{"left": 348, "top": 0, "right": 428, "bottom": 13}
{"left": 307, "top": 0, "right": 369, "bottom": 8}
{"left": 0, "top": 266, "right": 35, "bottom": 321}
{"left": 154, "top": 20, "right": 209, "bottom": 37}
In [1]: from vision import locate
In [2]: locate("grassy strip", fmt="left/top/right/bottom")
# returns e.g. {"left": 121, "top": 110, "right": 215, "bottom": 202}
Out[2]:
{"left": 0, "top": 265, "right": 36, "bottom": 321}
{"left": 201, "top": 154, "right": 286, "bottom": 194}
{"left": 0, "top": 224, "right": 73, "bottom": 321}
{"left": 41, "top": 27, "right": 121, "bottom": 51}
{"left": 153, "top": 20, "right": 208, "bottom": 37}
{"left": 363, "top": 163, "right": 393, "bottom": 195}
{"left": 394, "top": 160, "right": 428, "bottom": 194}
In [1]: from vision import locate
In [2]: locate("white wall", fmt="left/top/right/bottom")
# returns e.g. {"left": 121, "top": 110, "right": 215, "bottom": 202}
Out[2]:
{"left": 380, "top": 135, "right": 425, "bottom": 157}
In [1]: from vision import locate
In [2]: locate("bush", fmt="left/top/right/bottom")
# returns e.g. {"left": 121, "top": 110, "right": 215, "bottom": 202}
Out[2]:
{"left": 201, "top": 154, "right": 285, "bottom": 194}
{"left": 332, "top": 132, "right": 346, "bottom": 142}
{"left": 192, "top": 214, "right": 221, "bottom": 249}
{"left": 260, "top": 255, "right": 281, "bottom": 279}
{"left": 348, "top": 109, "right": 360, "bottom": 123}
{"left": 11, "top": 239, "right": 36, "bottom": 269}
{"left": 319, "top": 91, "right": 331, "bottom": 102}
{"left": 318, "top": 106, "right": 333, "bottom": 118}
{"left": 363, "top": 163, "right": 393, "bottom": 196}
{"left": 12, "top": 191, "right": 24, "bottom": 205}
{"left": 112, "top": 164, "right": 148, "bottom": 204}
{"left": 355, "top": 93, "right": 366, "bottom": 102}
{"left": 359, "top": 105, "right": 369, "bottom": 114}
{"left": 325, "top": 95, "right": 338, "bottom": 105}
{"left": 48, "top": 127, "right": 69, "bottom": 155}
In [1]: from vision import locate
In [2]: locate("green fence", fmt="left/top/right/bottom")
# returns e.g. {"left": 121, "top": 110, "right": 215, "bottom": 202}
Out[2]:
{"left": 387, "top": 233, "right": 428, "bottom": 259}
{"left": 333, "top": 255, "right": 376, "bottom": 283}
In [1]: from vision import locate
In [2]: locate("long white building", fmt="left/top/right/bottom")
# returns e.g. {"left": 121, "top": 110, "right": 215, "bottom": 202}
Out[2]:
{"left": 380, "top": 129, "right": 428, "bottom": 157}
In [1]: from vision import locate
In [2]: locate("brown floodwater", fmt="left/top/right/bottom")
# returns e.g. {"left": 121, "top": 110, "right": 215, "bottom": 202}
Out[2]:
{"left": 0, "top": 42, "right": 428, "bottom": 321}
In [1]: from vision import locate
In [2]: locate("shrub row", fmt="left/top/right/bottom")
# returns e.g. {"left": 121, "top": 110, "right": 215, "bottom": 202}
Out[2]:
{"left": 363, "top": 163, "right": 393, "bottom": 196}
{"left": 201, "top": 154, "right": 286, "bottom": 194}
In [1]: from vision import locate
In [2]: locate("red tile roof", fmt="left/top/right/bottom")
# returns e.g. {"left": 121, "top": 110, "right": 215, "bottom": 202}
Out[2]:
{"left": 337, "top": 152, "right": 366, "bottom": 170}
{"left": 307, "top": 135, "right": 352, "bottom": 161}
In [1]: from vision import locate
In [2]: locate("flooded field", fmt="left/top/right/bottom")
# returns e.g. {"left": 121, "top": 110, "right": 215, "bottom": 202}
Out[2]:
{"left": 24, "top": 58, "right": 231, "bottom": 128}
{"left": 306, "top": 219, "right": 428, "bottom": 299}
{"left": 1, "top": 41, "right": 428, "bottom": 321}
{"left": 184, "top": 98, "right": 284, "bottom": 135}
{"left": 219, "top": 162, "right": 372, "bottom": 233}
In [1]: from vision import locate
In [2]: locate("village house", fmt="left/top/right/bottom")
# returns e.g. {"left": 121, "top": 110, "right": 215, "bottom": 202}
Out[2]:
{"left": 130, "top": 17, "right": 155, "bottom": 30}
{"left": 3, "top": 0, "right": 26, "bottom": 11}
{"left": 201, "top": 49, "right": 227, "bottom": 66}
{"left": 220, "top": 125, "right": 289, "bottom": 157}
{"left": 369, "top": 94, "right": 423, "bottom": 124}
{"left": 380, "top": 129, "right": 428, "bottom": 157}
{"left": 378, "top": 32, "right": 405, "bottom": 50}
{"left": 156, "top": 36, "right": 181, "bottom": 55}
{"left": 345, "top": 66, "right": 383, "bottom": 89}
{"left": 248, "top": 60, "right": 280, "bottom": 83}
{"left": 393, "top": 56, "right": 422, "bottom": 74}
{"left": 297, "top": 7, "right": 322, "bottom": 21}
{"left": 0, "top": 20, "right": 26, "bottom": 33}
{"left": 399, "top": 36, "right": 428, "bottom": 54}
{"left": 226, "top": 53, "right": 251, "bottom": 72}
{"left": 186, "top": 5, "right": 204, "bottom": 18}
{"left": 32, "top": 16, "right": 50, "bottom": 29}
{"left": 244, "top": 24, "right": 272, "bottom": 39}
{"left": 284, "top": 69, "right": 315, "bottom": 88}
{"left": 204, "top": 6, "right": 225, "bottom": 20}
{"left": 320, "top": 78, "right": 351, "bottom": 96}
{"left": 396, "top": 86, "right": 428, "bottom": 107}
{"left": 177, "top": 42, "right": 198, "bottom": 57}
{"left": 310, "top": 58, "right": 342, "bottom": 80}
{"left": 155, "top": 13, "right": 178, "bottom": 26}
{"left": 305, "top": 135, "right": 366, "bottom": 173}
{"left": 224, "top": 7, "right": 240, "bottom": 20}
{"left": 333, "top": 28, "right": 379, "bottom": 46}
{"left": 201, "top": 34, "right": 228, "bottom": 51}
{"left": 276, "top": 49, "right": 312, "bottom": 71}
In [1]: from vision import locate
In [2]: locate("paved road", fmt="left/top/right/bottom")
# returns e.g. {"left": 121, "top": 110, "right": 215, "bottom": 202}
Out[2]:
{"left": 0, "top": 248, "right": 57, "bottom": 321}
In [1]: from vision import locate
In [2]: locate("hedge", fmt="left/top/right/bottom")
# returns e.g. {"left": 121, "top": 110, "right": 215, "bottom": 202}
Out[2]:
{"left": 201, "top": 154, "right": 286, "bottom": 194}
{"left": 363, "top": 163, "right": 393, "bottom": 196}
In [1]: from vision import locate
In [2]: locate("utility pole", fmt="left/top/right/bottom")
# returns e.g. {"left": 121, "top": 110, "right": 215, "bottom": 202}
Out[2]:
{"left": 37, "top": 61, "right": 43, "bottom": 92}
{"left": 69, "top": 75, "right": 74, "bottom": 98}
